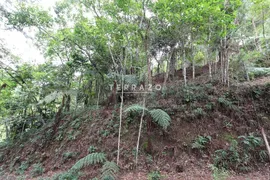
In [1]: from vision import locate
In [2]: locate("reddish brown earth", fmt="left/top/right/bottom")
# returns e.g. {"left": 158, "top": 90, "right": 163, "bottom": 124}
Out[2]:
{"left": 1, "top": 74, "right": 270, "bottom": 180}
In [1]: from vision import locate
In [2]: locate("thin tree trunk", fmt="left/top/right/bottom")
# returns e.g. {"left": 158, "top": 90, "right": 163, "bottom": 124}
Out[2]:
{"left": 224, "top": 38, "right": 227, "bottom": 85}
{"left": 192, "top": 59, "right": 195, "bottom": 80}
{"left": 243, "top": 61, "right": 250, "bottom": 81}
{"left": 252, "top": 18, "right": 262, "bottom": 52}
{"left": 135, "top": 95, "right": 146, "bottom": 168}
{"left": 261, "top": 127, "right": 270, "bottom": 161}
{"left": 209, "top": 61, "right": 212, "bottom": 81}
{"left": 183, "top": 44, "right": 187, "bottom": 86}
{"left": 220, "top": 41, "right": 224, "bottom": 84}
{"left": 96, "top": 85, "right": 101, "bottom": 110}
{"left": 163, "top": 51, "right": 173, "bottom": 88}
{"left": 4, "top": 118, "right": 9, "bottom": 139}
{"left": 116, "top": 74, "right": 124, "bottom": 165}
{"left": 117, "top": 42, "right": 127, "bottom": 165}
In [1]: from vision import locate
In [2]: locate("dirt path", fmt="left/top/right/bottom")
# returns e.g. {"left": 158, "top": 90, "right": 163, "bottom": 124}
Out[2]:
{"left": 237, "top": 76, "right": 270, "bottom": 87}
{"left": 120, "top": 167, "right": 270, "bottom": 180}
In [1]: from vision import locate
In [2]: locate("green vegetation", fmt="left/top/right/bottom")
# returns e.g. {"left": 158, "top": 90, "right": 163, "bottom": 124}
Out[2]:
{"left": 31, "top": 163, "right": 44, "bottom": 177}
{"left": 0, "top": 0, "right": 269, "bottom": 179}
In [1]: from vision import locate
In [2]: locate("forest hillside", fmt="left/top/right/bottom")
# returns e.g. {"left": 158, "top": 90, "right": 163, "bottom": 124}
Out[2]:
{"left": 0, "top": 0, "right": 270, "bottom": 179}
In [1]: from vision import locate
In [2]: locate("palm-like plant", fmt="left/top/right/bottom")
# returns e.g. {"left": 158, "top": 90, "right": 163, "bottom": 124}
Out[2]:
{"left": 124, "top": 104, "right": 171, "bottom": 130}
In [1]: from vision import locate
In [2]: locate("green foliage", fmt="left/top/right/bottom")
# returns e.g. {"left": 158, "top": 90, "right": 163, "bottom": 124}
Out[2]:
{"left": 238, "top": 133, "right": 262, "bottom": 150}
{"left": 149, "top": 109, "right": 171, "bottom": 130}
{"left": 88, "top": 146, "right": 97, "bottom": 153}
{"left": 52, "top": 171, "right": 80, "bottom": 180}
{"left": 124, "top": 104, "right": 148, "bottom": 114}
{"left": 248, "top": 68, "right": 270, "bottom": 80}
{"left": 100, "top": 130, "right": 110, "bottom": 137}
{"left": 192, "top": 108, "right": 206, "bottom": 117}
{"left": 192, "top": 135, "right": 211, "bottom": 149}
{"left": 210, "top": 164, "right": 229, "bottom": 180}
{"left": 100, "top": 161, "right": 119, "bottom": 180}
{"left": 125, "top": 105, "right": 171, "bottom": 130}
{"left": 218, "top": 97, "right": 237, "bottom": 110}
{"left": 147, "top": 171, "right": 162, "bottom": 180}
{"left": 71, "top": 153, "right": 106, "bottom": 171}
{"left": 31, "top": 163, "right": 44, "bottom": 177}
{"left": 62, "top": 152, "right": 79, "bottom": 161}
{"left": 16, "top": 161, "right": 29, "bottom": 175}
{"left": 214, "top": 133, "right": 264, "bottom": 171}
{"left": 7, "top": 3, "right": 52, "bottom": 29}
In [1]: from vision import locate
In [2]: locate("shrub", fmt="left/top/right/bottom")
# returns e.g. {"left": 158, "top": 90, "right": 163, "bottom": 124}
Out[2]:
{"left": 192, "top": 135, "right": 211, "bottom": 149}
{"left": 88, "top": 146, "right": 97, "bottom": 153}
{"left": 213, "top": 133, "right": 264, "bottom": 171}
{"left": 238, "top": 133, "right": 262, "bottom": 151}
{"left": 193, "top": 108, "right": 206, "bottom": 117}
{"left": 62, "top": 152, "right": 79, "bottom": 161}
{"left": 53, "top": 171, "right": 80, "bottom": 180}
{"left": 210, "top": 164, "right": 229, "bottom": 180}
{"left": 31, "top": 163, "right": 44, "bottom": 177}
{"left": 147, "top": 170, "right": 162, "bottom": 180}
{"left": 16, "top": 161, "right": 29, "bottom": 175}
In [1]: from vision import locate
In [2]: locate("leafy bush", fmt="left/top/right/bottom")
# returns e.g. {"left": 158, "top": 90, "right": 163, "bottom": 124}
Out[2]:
{"left": 210, "top": 164, "right": 229, "bottom": 180}
{"left": 31, "top": 163, "right": 44, "bottom": 177}
{"left": 62, "top": 152, "right": 79, "bottom": 161}
{"left": 238, "top": 133, "right": 262, "bottom": 150}
{"left": 88, "top": 146, "right": 97, "bottom": 153}
{"left": 193, "top": 108, "right": 206, "bottom": 117}
{"left": 218, "top": 97, "right": 237, "bottom": 110}
{"left": 213, "top": 133, "right": 264, "bottom": 171}
{"left": 53, "top": 171, "right": 80, "bottom": 180}
{"left": 147, "top": 170, "right": 162, "bottom": 180}
{"left": 16, "top": 161, "right": 29, "bottom": 175}
{"left": 192, "top": 135, "right": 211, "bottom": 149}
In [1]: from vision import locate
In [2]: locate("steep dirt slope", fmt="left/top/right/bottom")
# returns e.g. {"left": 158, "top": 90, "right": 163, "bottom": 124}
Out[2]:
{"left": 0, "top": 76, "right": 270, "bottom": 180}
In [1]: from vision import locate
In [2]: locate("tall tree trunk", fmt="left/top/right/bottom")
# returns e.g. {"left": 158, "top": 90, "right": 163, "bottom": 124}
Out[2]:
{"left": 252, "top": 18, "right": 262, "bottom": 52}
{"left": 4, "top": 118, "right": 9, "bottom": 139}
{"left": 243, "top": 61, "right": 250, "bottom": 81}
{"left": 183, "top": 43, "right": 187, "bottom": 86}
{"left": 117, "top": 73, "right": 124, "bottom": 165}
{"left": 144, "top": 20, "right": 152, "bottom": 84}
{"left": 169, "top": 48, "right": 176, "bottom": 81}
{"left": 163, "top": 51, "right": 173, "bottom": 88}
{"left": 220, "top": 41, "right": 224, "bottom": 84}
{"left": 209, "top": 61, "right": 212, "bottom": 81}
{"left": 192, "top": 59, "right": 195, "bottom": 80}
{"left": 214, "top": 51, "right": 218, "bottom": 74}
{"left": 64, "top": 95, "right": 71, "bottom": 112}
{"left": 135, "top": 95, "right": 146, "bottom": 168}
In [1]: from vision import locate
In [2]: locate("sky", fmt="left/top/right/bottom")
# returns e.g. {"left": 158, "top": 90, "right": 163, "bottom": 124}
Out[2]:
{"left": 0, "top": 0, "right": 57, "bottom": 65}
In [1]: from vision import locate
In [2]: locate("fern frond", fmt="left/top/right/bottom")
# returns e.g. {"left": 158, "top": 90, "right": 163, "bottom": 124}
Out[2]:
{"left": 124, "top": 104, "right": 148, "bottom": 113}
{"left": 71, "top": 153, "right": 106, "bottom": 171}
{"left": 100, "top": 161, "right": 119, "bottom": 180}
{"left": 149, "top": 109, "right": 171, "bottom": 130}
{"left": 123, "top": 75, "right": 138, "bottom": 85}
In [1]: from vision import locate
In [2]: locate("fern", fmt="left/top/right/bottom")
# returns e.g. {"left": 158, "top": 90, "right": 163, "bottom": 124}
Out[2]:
{"left": 125, "top": 105, "right": 171, "bottom": 130}
{"left": 218, "top": 97, "right": 237, "bottom": 110}
{"left": 149, "top": 109, "right": 171, "bottom": 130}
{"left": 123, "top": 75, "right": 138, "bottom": 85}
{"left": 124, "top": 104, "right": 148, "bottom": 113}
{"left": 100, "top": 161, "right": 119, "bottom": 180}
{"left": 71, "top": 153, "right": 106, "bottom": 171}
{"left": 109, "top": 72, "right": 138, "bottom": 85}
